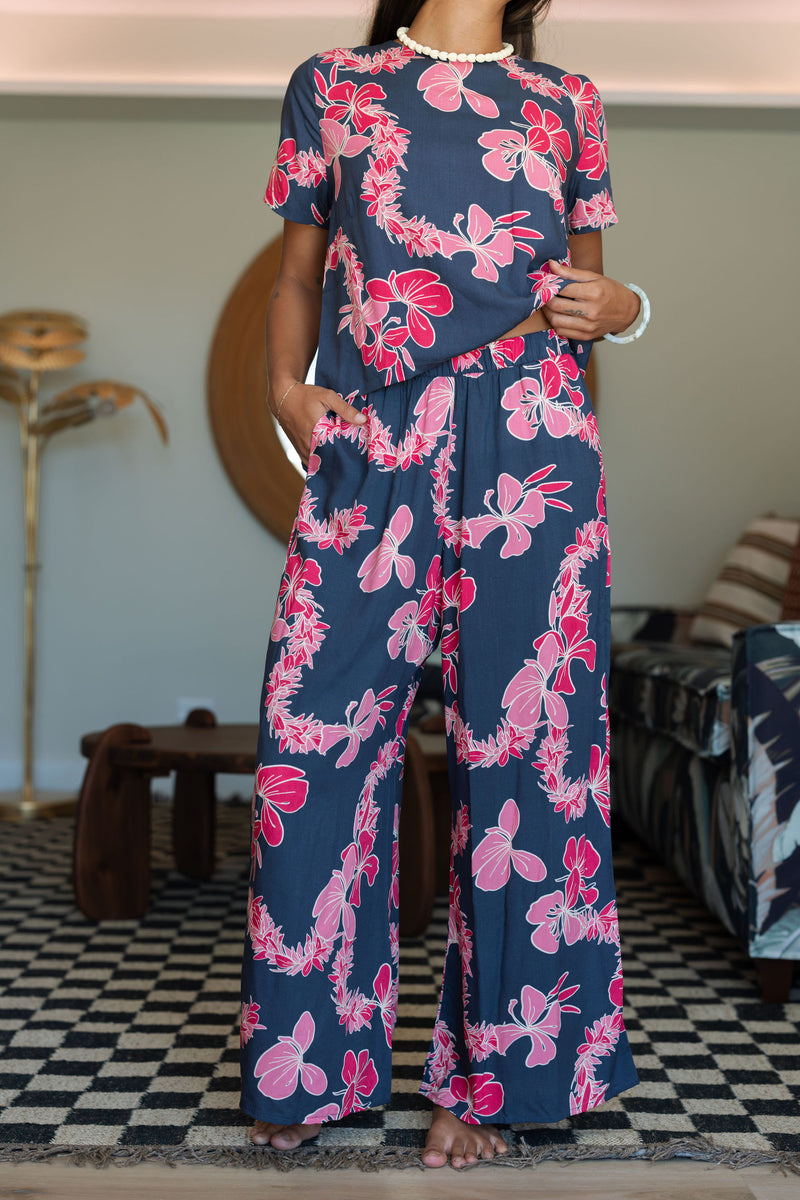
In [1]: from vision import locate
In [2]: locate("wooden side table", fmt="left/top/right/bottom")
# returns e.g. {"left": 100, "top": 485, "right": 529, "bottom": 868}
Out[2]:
{"left": 74, "top": 707, "right": 447, "bottom": 937}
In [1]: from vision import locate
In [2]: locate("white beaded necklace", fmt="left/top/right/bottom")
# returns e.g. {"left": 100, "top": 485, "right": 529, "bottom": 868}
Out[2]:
{"left": 396, "top": 25, "right": 514, "bottom": 64}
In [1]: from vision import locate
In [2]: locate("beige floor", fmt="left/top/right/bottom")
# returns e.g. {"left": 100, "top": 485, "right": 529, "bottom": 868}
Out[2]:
{"left": 0, "top": 1160, "right": 797, "bottom": 1199}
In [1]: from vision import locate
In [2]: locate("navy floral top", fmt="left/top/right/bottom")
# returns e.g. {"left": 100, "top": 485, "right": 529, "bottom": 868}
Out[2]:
{"left": 265, "top": 39, "right": 618, "bottom": 400}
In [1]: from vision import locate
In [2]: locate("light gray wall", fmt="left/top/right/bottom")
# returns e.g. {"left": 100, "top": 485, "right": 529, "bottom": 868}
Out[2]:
{"left": 0, "top": 97, "right": 798, "bottom": 795}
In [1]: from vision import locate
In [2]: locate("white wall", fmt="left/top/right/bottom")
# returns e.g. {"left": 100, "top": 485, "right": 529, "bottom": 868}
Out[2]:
{"left": 0, "top": 97, "right": 798, "bottom": 795}
{"left": 2, "top": 2, "right": 798, "bottom": 104}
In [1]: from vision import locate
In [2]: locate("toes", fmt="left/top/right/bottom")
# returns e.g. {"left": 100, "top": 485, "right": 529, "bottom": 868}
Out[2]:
{"left": 421, "top": 1147, "right": 448, "bottom": 1169}
{"left": 451, "top": 1141, "right": 468, "bottom": 1169}
{"left": 250, "top": 1122, "right": 273, "bottom": 1146}
{"left": 270, "top": 1125, "right": 301, "bottom": 1149}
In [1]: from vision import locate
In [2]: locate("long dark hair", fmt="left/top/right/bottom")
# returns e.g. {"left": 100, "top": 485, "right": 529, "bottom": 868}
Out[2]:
{"left": 366, "top": 1, "right": 552, "bottom": 61}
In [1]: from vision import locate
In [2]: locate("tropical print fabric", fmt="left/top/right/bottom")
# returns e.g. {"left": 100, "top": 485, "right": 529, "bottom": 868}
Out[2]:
{"left": 610, "top": 640, "right": 732, "bottom": 757}
{"left": 265, "top": 39, "right": 617, "bottom": 401}
{"left": 609, "top": 607, "right": 800, "bottom": 961}
{"left": 731, "top": 623, "right": 800, "bottom": 958}
{"left": 240, "top": 328, "right": 640, "bottom": 1127}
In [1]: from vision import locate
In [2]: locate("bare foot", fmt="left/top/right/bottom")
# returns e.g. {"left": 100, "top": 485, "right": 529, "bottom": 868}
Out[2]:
{"left": 250, "top": 1119, "right": 322, "bottom": 1150}
{"left": 422, "top": 1104, "right": 509, "bottom": 1169}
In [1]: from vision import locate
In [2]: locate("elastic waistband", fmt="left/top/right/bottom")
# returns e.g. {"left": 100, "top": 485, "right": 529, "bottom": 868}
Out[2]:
{"left": 437, "top": 326, "right": 575, "bottom": 379}
{"left": 353, "top": 327, "right": 583, "bottom": 403}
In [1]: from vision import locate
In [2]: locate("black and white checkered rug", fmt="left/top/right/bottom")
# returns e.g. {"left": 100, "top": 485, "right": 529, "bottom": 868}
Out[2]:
{"left": 1, "top": 797, "right": 799, "bottom": 1169}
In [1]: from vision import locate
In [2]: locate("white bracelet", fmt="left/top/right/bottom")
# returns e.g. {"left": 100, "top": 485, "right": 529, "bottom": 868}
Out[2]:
{"left": 603, "top": 283, "right": 650, "bottom": 344}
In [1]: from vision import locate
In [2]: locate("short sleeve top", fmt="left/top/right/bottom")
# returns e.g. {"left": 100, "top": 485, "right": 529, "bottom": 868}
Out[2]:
{"left": 265, "top": 39, "right": 617, "bottom": 400}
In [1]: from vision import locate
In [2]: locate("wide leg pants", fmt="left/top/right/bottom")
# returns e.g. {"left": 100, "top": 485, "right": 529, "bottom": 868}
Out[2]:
{"left": 239, "top": 328, "right": 639, "bottom": 1127}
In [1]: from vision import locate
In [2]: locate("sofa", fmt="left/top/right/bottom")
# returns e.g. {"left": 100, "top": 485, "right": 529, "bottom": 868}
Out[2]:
{"left": 609, "top": 516, "right": 800, "bottom": 1003}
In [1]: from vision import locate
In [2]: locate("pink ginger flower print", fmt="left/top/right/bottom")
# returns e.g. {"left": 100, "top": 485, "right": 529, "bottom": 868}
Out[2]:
{"left": 362, "top": 320, "right": 414, "bottom": 383}
{"left": 302, "top": 1102, "right": 340, "bottom": 1123}
{"left": 472, "top": 798, "right": 547, "bottom": 892}
{"left": 372, "top": 962, "right": 396, "bottom": 1047}
{"left": 547, "top": 604, "right": 597, "bottom": 695}
{"left": 439, "top": 563, "right": 477, "bottom": 683}
{"left": 253, "top": 1010, "right": 327, "bottom": 1100}
{"left": 588, "top": 742, "right": 611, "bottom": 827}
{"left": 489, "top": 335, "right": 526, "bottom": 368}
{"left": 252, "top": 763, "right": 309, "bottom": 852}
{"left": 320, "top": 685, "right": 396, "bottom": 767}
{"left": 451, "top": 346, "right": 484, "bottom": 375}
{"left": 322, "top": 79, "right": 387, "bottom": 133}
{"left": 240, "top": 997, "right": 266, "bottom": 1047}
{"left": 525, "top": 888, "right": 585, "bottom": 953}
{"left": 338, "top": 1048, "right": 379, "bottom": 1115}
{"left": 500, "top": 358, "right": 582, "bottom": 441}
{"left": 358, "top": 503, "right": 416, "bottom": 592}
{"left": 442, "top": 205, "right": 516, "bottom": 280}
{"left": 418, "top": 60, "right": 500, "bottom": 117}
{"left": 319, "top": 118, "right": 371, "bottom": 198}
{"left": 562, "top": 834, "right": 601, "bottom": 908}
{"left": 387, "top": 599, "right": 430, "bottom": 665}
{"left": 350, "top": 828, "right": 381, "bottom": 910}
{"left": 387, "top": 554, "right": 446, "bottom": 664}
{"left": 412, "top": 374, "right": 454, "bottom": 437}
{"left": 365, "top": 269, "right": 454, "bottom": 349}
{"left": 465, "top": 467, "right": 571, "bottom": 559}
{"left": 575, "top": 100, "right": 609, "bottom": 180}
{"left": 479, "top": 100, "right": 571, "bottom": 190}
{"left": 560, "top": 73, "right": 601, "bottom": 143}
{"left": 520, "top": 99, "right": 572, "bottom": 179}
{"left": 503, "top": 629, "right": 569, "bottom": 729}
{"left": 442, "top": 565, "right": 476, "bottom": 613}
{"left": 503, "top": 600, "right": 596, "bottom": 734}
{"left": 494, "top": 985, "right": 561, "bottom": 1065}
{"left": 312, "top": 842, "right": 359, "bottom": 942}
{"left": 436, "top": 1073, "right": 504, "bottom": 1124}
{"left": 608, "top": 968, "right": 624, "bottom": 1008}
{"left": 265, "top": 137, "right": 295, "bottom": 207}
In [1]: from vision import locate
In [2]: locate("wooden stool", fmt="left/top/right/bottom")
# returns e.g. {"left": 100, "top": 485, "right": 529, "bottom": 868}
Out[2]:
{"left": 74, "top": 708, "right": 447, "bottom": 937}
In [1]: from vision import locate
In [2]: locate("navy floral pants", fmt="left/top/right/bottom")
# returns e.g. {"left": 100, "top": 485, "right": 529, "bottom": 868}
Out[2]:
{"left": 239, "top": 327, "right": 639, "bottom": 1127}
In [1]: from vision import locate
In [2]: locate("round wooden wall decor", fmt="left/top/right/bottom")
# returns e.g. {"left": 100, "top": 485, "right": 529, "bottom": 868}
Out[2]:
{"left": 207, "top": 236, "right": 304, "bottom": 545}
{"left": 207, "top": 235, "right": 598, "bottom": 545}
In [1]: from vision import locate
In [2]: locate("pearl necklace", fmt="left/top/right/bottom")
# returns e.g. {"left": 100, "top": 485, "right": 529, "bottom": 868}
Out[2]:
{"left": 396, "top": 25, "right": 514, "bottom": 64}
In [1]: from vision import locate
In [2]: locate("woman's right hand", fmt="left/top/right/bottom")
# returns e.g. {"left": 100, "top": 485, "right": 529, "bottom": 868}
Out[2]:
{"left": 270, "top": 381, "right": 367, "bottom": 470}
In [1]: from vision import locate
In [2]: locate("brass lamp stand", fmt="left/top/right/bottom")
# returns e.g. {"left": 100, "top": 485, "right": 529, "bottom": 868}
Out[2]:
{"left": 0, "top": 310, "right": 168, "bottom": 820}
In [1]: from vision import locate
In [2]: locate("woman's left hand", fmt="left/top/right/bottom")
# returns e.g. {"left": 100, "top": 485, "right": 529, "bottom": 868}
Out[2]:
{"left": 542, "top": 259, "right": 641, "bottom": 341}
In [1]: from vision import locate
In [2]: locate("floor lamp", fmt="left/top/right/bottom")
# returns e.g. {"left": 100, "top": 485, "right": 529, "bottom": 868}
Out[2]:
{"left": 0, "top": 310, "right": 168, "bottom": 820}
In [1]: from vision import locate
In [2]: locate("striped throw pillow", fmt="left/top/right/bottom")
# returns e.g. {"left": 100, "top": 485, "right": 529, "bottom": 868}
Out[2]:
{"left": 688, "top": 515, "right": 800, "bottom": 648}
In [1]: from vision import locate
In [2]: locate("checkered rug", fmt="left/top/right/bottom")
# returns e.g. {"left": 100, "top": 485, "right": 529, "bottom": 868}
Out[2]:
{"left": 1, "top": 797, "right": 799, "bottom": 1169}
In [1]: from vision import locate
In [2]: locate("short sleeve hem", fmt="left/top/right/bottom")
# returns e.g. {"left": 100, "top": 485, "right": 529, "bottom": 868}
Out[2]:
{"left": 264, "top": 55, "right": 331, "bottom": 228}
{"left": 565, "top": 73, "right": 617, "bottom": 236}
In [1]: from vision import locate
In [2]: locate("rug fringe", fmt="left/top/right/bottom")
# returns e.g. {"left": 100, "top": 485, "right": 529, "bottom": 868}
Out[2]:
{"left": 1, "top": 1139, "right": 799, "bottom": 1173}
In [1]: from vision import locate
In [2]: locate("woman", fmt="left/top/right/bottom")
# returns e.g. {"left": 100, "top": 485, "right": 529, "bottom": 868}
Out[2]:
{"left": 241, "top": 0, "right": 643, "bottom": 1170}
